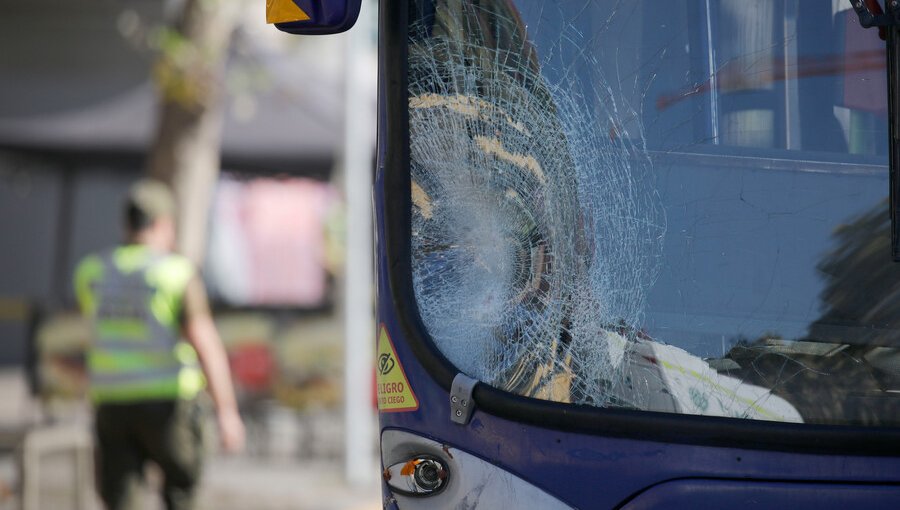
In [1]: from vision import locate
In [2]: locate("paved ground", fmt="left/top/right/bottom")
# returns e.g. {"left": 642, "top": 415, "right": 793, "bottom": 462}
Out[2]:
{"left": 0, "top": 369, "right": 382, "bottom": 510}
{"left": 197, "top": 456, "right": 380, "bottom": 510}
{"left": 0, "top": 450, "right": 381, "bottom": 510}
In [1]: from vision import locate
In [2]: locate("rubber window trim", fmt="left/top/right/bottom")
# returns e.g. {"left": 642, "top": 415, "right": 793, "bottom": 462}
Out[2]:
{"left": 380, "top": 0, "right": 900, "bottom": 456}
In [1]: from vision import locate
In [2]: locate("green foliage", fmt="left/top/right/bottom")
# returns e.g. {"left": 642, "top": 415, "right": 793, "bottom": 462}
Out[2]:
{"left": 150, "top": 25, "right": 214, "bottom": 109}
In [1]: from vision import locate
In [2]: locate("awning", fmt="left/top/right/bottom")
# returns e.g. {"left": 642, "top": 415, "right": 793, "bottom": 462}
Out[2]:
{"left": 0, "top": 0, "right": 361, "bottom": 172}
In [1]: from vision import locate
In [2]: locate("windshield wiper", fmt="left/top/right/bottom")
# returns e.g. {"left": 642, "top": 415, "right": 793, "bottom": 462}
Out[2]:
{"left": 850, "top": 0, "right": 900, "bottom": 260}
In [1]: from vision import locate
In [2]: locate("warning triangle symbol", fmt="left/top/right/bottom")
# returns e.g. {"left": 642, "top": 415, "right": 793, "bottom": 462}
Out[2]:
{"left": 376, "top": 325, "right": 419, "bottom": 413}
{"left": 266, "top": 0, "right": 310, "bottom": 24}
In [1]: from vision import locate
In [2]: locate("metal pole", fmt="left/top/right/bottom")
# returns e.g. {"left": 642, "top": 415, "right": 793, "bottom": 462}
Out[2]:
{"left": 342, "top": 0, "right": 378, "bottom": 487}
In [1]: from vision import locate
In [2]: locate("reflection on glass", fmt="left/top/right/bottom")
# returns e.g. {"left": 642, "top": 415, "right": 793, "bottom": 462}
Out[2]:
{"left": 408, "top": 0, "right": 899, "bottom": 426}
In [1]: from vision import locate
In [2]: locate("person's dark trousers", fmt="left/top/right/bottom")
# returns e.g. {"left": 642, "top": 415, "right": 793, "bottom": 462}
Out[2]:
{"left": 94, "top": 398, "right": 206, "bottom": 510}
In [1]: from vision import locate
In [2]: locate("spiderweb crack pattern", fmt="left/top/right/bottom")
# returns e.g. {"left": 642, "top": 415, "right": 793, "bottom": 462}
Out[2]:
{"left": 408, "top": 2, "right": 665, "bottom": 408}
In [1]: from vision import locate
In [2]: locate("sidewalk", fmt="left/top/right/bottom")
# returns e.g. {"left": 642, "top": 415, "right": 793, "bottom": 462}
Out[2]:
{"left": 1, "top": 450, "right": 381, "bottom": 510}
{"left": 197, "top": 456, "right": 380, "bottom": 510}
{"left": 0, "top": 368, "right": 382, "bottom": 510}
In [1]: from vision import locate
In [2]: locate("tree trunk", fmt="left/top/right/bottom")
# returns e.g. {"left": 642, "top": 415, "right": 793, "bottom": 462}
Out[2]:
{"left": 146, "top": 0, "right": 240, "bottom": 265}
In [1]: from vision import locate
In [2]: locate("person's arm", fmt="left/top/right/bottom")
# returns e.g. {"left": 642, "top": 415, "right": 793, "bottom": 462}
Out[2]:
{"left": 182, "top": 276, "right": 245, "bottom": 453}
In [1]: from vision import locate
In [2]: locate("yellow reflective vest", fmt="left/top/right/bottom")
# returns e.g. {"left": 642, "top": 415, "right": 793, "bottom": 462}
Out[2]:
{"left": 74, "top": 245, "right": 205, "bottom": 403}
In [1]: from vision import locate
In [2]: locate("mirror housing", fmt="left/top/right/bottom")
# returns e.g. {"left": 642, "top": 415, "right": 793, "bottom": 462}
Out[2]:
{"left": 266, "top": 0, "right": 361, "bottom": 35}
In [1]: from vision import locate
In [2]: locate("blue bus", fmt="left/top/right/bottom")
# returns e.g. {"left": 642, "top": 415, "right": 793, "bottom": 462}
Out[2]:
{"left": 274, "top": 1, "right": 900, "bottom": 507}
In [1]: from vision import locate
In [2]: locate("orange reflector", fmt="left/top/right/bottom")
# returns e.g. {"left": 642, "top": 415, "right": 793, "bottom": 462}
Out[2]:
{"left": 266, "top": 0, "right": 311, "bottom": 24}
{"left": 400, "top": 460, "right": 420, "bottom": 476}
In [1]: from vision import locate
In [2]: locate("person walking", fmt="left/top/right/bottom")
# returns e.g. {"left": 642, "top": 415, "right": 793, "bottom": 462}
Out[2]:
{"left": 74, "top": 179, "right": 245, "bottom": 510}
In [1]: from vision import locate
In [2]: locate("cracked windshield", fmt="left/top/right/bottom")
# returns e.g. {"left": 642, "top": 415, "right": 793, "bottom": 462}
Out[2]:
{"left": 408, "top": 0, "right": 900, "bottom": 425}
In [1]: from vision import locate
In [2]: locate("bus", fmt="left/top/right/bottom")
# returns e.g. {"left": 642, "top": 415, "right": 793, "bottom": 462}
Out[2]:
{"left": 272, "top": 1, "right": 900, "bottom": 507}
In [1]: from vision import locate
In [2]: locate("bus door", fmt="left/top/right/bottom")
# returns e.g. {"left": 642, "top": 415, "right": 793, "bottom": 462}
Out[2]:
{"left": 375, "top": 1, "right": 900, "bottom": 508}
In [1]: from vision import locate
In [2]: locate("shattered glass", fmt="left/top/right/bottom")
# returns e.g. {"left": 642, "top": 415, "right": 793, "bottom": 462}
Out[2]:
{"left": 408, "top": 0, "right": 900, "bottom": 425}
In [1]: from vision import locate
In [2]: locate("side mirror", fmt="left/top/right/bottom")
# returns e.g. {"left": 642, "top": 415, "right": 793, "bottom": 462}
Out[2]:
{"left": 266, "top": 0, "right": 361, "bottom": 35}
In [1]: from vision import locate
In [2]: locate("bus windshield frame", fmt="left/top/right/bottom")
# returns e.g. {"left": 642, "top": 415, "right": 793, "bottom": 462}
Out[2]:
{"left": 380, "top": 0, "right": 900, "bottom": 455}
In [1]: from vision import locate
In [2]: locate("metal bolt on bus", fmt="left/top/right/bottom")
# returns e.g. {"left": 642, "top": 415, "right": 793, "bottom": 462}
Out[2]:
{"left": 271, "top": 0, "right": 900, "bottom": 508}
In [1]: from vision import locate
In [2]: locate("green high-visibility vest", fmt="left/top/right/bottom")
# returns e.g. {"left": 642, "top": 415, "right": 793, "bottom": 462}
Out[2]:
{"left": 74, "top": 245, "right": 205, "bottom": 403}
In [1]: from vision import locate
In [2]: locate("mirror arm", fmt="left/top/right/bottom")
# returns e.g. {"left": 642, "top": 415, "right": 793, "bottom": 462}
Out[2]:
{"left": 850, "top": 0, "right": 900, "bottom": 260}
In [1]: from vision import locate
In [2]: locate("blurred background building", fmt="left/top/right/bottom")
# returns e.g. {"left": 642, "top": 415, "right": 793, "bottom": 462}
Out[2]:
{"left": 0, "top": 0, "right": 378, "bottom": 508}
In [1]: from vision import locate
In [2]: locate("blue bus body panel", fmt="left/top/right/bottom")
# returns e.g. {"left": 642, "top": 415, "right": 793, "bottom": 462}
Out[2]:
{"left": 621, "top": 479, "right": 900, "bottom": 510}
{"left": 375, "top": 165, "right": 900, "bottom": 508}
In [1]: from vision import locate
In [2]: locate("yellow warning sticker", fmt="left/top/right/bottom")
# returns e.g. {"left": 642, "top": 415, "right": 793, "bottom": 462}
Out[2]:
{"left": 376, "top": 325, "right": 419, "bottom": 413}
{"left": 265, "top": 0, "right": 311, "bottom": 24}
